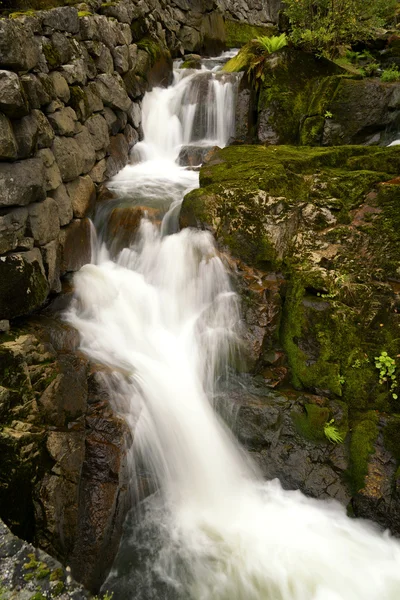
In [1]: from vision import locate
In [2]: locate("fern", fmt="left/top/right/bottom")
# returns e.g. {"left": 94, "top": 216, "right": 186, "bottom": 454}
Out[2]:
{"left": 255, "top": 33, "right": 288, "bottom": 54}
{"left": 324, "top": 419, "right": 344, "bottom": 444}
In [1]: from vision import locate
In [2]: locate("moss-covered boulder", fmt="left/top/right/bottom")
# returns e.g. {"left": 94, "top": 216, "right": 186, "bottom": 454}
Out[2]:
{"left": 224, "top": 19, "right": 275, "bottom": 48}
{"left": 235, "top": 47, "right": 400, "bottom": 146}
{"left": 181, "top": 144, "right": 400, "bottom": 522}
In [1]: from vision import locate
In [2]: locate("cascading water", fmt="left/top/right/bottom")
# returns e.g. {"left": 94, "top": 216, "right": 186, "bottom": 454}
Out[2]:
{"left": 67, "top": 56, "right": 400, "bottom": 600}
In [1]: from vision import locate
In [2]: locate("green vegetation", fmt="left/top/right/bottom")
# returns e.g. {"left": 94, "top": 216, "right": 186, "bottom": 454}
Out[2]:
{"left": 223, "top": 35, "right": 288, "bottom": 88}
{"left": 324, "top": 419, "right": 344, "bottom": 443}
{"left": 283, "top": 0, "right": 397, "bottom": 58}
{"left": 381, "top": 65, "right": 400, "bottom": 82}
{"left": 349, "top": 413, "right": 379, "bottom": 491}
{"left": 224, "top": 19, "right": 275, "bottom": 48}
{"left": 375, "top": 351, "right": 398, "bottom": 400}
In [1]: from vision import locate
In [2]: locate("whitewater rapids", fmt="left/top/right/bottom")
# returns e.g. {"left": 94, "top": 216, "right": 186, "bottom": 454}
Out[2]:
{"left": 67, "top": 58, "right": 400, "bottom": 600}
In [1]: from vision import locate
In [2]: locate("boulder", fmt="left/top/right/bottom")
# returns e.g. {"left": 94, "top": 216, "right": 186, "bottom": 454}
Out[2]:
{"left": 0, "top": 71, "right": 30, "bottom": 119}
{"left": 48, "top": 72, "right": 70, "bottom": 104}
{"left": 20, "top": 73, "right": 53, "bottom": 109}
{"left": 52, "top": 136, "right": 85, "bottom": 182}
{"left": 0, "top": 158, "right": 46, "bottom": 207}
{"left": 105, "top": 134, "right": 129, "bottom": 178}
{"left": 36, "top": 148, "right": 62, "bottom": 192}
{"left": 41, "top": 239, "right": 61, "bottom": 293}
{"left": 0, "top": 249, "right": 49, "bottom": 319}
{"left": 42, "top": 7, "right": 80, "bottom": 34}
{"left": 112, "top": 45, "right": 130, "bottom": 74}
{"left": 13, "top": 110, "right": 54, "bottom": 159}
{"left": 48, "top": 107, "right": 79, "bottom": 137}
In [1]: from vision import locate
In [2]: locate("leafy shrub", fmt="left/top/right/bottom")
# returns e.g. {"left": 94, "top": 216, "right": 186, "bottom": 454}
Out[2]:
{"left": 255, "top": 33, "right": 288, "bottom": 54}
{"left": 381, "top": 65, "right": 400, "bottom": 82}
{"left": 283, "top": 0, "right": 398, "bottom": 58}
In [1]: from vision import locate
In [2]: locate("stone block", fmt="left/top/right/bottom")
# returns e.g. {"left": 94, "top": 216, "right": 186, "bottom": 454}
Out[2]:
{"left": 0, "top": 71, "right": 30, "bottom": 119}
{"left": 0, "top": 207, "right": 28, "bottom": 254}
{"left": 60, "top": 218, "right": 92, "bottom": 274}
{"left": 66, "top": 175, "right": 96, "bottom": 218}
{"left": 50, "top": 183, "right": 73, "bottom": 227}
{"left": 0, "top": 20, "right": 39, "bottom": 72}
{"left": 28, "top": 197, "right": 60, "bottom": 246}
{"left": 95, "top": 73, "right": 131, "bottom": 112}
{"left": 0, "top": 249, "right": 49, "bottom": 320}
{"left": 0, "top": 114, "right": 18, "bottom": 160}
{"left": 0, "top": 158, "right": 46, "bottom": 207}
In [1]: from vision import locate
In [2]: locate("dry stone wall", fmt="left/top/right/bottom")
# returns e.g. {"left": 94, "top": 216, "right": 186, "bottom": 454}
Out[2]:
{"left": 0, "top": 0, "right": 244, "bottom": 326}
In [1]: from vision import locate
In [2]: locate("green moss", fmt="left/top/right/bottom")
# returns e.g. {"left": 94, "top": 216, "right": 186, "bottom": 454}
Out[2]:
{"left": 52, "top": 581, "right": 64, "bottom": 595}
{"left": 293, "top": 403, "right": 330, "bottom": 441}
{"left": 383, "top": 416, "right": 400, "bottom": 464}
{"left": 349, "top": 412, "right": 379, "bottom": 492}
{"left": 42, "top": 42, "right": 61, "bottom": 69}
{"left": 36, "top": 567, "right": 50, "bottom": 579}
{"left": 224, "top": 19, "right": 275, "bottom": 48}
{"left": 137, "top": 36, "right": 162, "bottom": 65}
{"left": 78, "top": 10, "right": 91, "bottom": 16}
{"left": 49, "top": 568, "right": 64, "bottom": 582}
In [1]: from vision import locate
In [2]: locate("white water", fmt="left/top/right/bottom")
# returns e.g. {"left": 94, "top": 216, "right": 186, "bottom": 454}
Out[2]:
{"left": 67, "top": 58, "right": 400, "bottom": 600}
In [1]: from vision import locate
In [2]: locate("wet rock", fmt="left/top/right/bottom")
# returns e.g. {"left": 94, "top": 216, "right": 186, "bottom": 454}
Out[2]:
{"left": 0, "top": 70, "right": 30, "bottom": 119}
{"left": 60, "top": 218, "right": 92, "bottom": 273}
{"left": 0, "top": 158, "right": 46, "bottom": 207}
{"left": 105, "top": 134, "right": 129, "bottom": 178}
{"left": 41, "top": 239, "right": 61, "bottom": 293}
{"left": 128, "top": 101, "right": 141, "bottom": 129}
{"left": 178, "top": 145, "right": 215, "bottom": 167}
{"left": 0, "top": 249, "right": 49, "bottom": 319}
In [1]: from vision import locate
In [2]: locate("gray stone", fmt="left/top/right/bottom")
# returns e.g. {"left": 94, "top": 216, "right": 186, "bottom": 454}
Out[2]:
{"left": 60, "top": 218, "right": 92, "bottom": 273}
{"left": 100, "top": 0, "right": 136, "bottom": 23}
{"left": 0, "top": 20, "right": 39, "bottom": 72}
{"left": 0, "top": 249, "right": 49, "bottom": 320}
{"left": 95, "top": 73, "right": 131, "bottom": 112}
{"left": 88, "top": 158, "right": 107, "bottom": 184}
{"left": 28, "top": 197, "right": 60, "bottom": 245}
{"left": 13, "top": 110, "right": 55, "bottom": 159}
{"left": 50, "top": 183, "right": 73, "bottom": 227}
{"left": 0, "top": 71, "right": 30, "bottom": 119}
{"left": 45, "top": 99, "right": 64, "bottom": 115}
{"left": 35, "top": 110, "right": 56, "bottom": 148}
{"left": 0, "top": 320, "right": 10, "bottom": 333}
{"left": 48, "top": 72, "right": 70, "bottom": 103}
{"left": 128, "top": 44, "right": 138, "bottom": 69}
{"left": 74, "top": 127, "right": 96, "bottom": 175}
{"left": 79, "top": 14, "right": 118, "bottom": 48}
{"left": 60, "top": 60, "right": 88, "bottom": 86}
{"left": 128, "top": 101, "right": 141, "bottom": 129}
{"left": 42, "top": 7, "right": 80, "bottom": 34}
{"left": 178, "top": 25, "right": 201, "bottom": 52}
{"left": 20, "top": 74, "right": 52, "bottom": 109}
{"left": 85, "top": 41, "right": 114, "bottom": 74}
{"left": 52, "top": 136, "right": 85, "bottom": 182}
{"left": 0, "top": 158, "right": 46, "bottom": 208}
{"left": 105, "top": 134, "right": 129, "bottom": 178}
{"left": 0, "top": 207, "right": 28, "bottom": 254}
{"left": 85, "top": 82, "right": 104, "bottom": 113}
{"left": 134, "top": 49, "right": 152, "bottom": 76}
{"left": 85, "top": 113, "right": 110, "bottom": 151}
{"left": 51, "top": 32, "right": 74, "bottom": 65}
{"left": 123, "top": 70, "right": 147, "bottom": 99}
{"left": 124, "top": 123, "right": 139, "bottom": 148}
{"left": 41, "top": 240, "right": 61, "bottom": 293}
{"left": 0, "top": 114, "right": 18, "bottom": 160}
{"left": 118, "top": 23, "right": 133, "bottom": 46}
{"left": 115, "top": 110, "right": 128, "bottom": 130}
{"left": 48, "top": 107, "right": 78, "bottom": 137}
{"left": 66, "top": 175, "right": 96, "bottom": 218}
{"left": 36, "top": 148, "right": 62, "bottom": 192}
{"left": 113, "top": 45, "right": 130, "bottom": 74}
{"left": 103, "top": 107, "right": 120, "bottom": 135}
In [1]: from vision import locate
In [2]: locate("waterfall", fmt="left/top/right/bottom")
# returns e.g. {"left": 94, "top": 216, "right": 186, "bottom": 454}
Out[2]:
{"left": 66, "top": 55, "right": 400, "bottom": 600}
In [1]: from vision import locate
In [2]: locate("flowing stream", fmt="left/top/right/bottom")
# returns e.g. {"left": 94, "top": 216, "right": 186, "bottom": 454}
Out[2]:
{"left": 67, "top": 57, "right": 400, "bottom": 600}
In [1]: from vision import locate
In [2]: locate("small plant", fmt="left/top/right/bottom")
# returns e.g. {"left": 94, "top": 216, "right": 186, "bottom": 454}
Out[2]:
{"left": 352, "top": 356, "right": 369, "bottom": 369}
{"left": 381, "top": 65, "right": 400, "bottom": 82}
{"left": 324, "top": 110, "right": 333, "bottom": 119}
{"left": 375, "top": 351, "right": 398, "bottom": 399}
{"left": 338, "top": 375, "right": 345, "bottom": 385}
{"left": 324, "top": 419, "right": 344, "bottom": 444}
{"left": 255, "top": 33, "right": 288, "bottom": 54}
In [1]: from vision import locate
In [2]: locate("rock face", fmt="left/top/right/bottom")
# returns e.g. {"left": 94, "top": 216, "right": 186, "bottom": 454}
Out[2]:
{"left": 0, "top": 518, "right": 89, "bottom": 599}
{"left": 0, "top": 317, "right": 133, "bottom": 592}
{"left": 231, "top": 47, "right": 400, "bottom": 146}
{"left": 181, "top": 144, "right": 400, "bottom": 533}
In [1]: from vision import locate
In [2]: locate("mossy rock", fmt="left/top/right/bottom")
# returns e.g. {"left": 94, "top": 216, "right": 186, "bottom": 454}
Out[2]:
{"left": 224, "top": 19, "right": 276, "bottom": 48}
{"left": 349, "top": 411, "right": 379, "bottom": 492}
{"left": 181, "top": 144, "right": 400, "bottom": 409}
